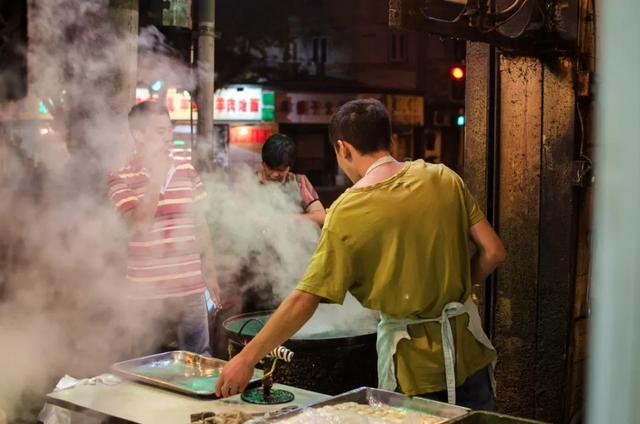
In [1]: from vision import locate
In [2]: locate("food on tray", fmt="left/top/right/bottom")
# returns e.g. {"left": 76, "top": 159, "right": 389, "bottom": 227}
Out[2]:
{"left": 214, "top": 411, "right": 254, "bottom": 424}
{"left": 277, "top": 401, "right": 446, "bottom": 424}
{"left": 190, "top": 410, "right": 253, "bottom": 424}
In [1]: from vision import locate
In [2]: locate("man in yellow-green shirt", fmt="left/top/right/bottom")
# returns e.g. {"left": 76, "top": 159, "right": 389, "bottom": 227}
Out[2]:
{"left": 216, "top": 99, "right": 506, "bottom": 410}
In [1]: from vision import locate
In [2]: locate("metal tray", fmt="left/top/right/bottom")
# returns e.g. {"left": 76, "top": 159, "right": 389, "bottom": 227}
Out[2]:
{"left": 446, "top": 411, "right": 548, "bottom": 424}
{"left": 268, "top": 387, "right": 469, "bottom": 422}
{"left": 112, "top": 351, "right": 261, "bottom": 397}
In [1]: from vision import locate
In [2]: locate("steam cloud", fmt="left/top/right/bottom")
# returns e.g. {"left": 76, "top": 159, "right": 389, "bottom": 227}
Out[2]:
{"left": 205, "top": 165, "right": 318, "bottom": 299}
{"left": 0, "top": 1, "right": 377, "bottom": 420}
{"left": 0, "top": 0, "right": 188, "bottom": 418}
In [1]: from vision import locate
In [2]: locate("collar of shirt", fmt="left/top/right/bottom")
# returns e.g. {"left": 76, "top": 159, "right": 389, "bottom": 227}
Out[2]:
{"left": 129, "top": 150, "right": 174, "bottom": 172}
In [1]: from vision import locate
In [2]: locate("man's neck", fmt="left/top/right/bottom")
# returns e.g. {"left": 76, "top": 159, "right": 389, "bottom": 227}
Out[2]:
{"left": 136, "top": 150, "right": 171, "bottom": 173}
{"left": 356, "top": 151, "right": 393, "bottom": 178}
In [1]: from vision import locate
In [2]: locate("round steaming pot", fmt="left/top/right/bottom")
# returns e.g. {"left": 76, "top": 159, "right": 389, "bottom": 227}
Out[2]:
{"left": 223, "top": 308, "right": 378, "bottom": 395}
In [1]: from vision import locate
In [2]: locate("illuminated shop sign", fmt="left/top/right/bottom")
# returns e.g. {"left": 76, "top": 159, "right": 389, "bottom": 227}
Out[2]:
{"left": 276, "top": 92, "right": 424, "bottom": 126}
{"left": 136, "top": 86, "right": 275, "bottom": 122}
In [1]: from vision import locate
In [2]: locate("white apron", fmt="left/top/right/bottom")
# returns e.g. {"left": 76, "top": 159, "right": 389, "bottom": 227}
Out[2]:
{"left": 376, "top": 297, "right": 497, "bottom": 405}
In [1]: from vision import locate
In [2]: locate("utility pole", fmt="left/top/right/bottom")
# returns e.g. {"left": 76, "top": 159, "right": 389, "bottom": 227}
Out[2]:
{"left": 195, "top": 0, "right": 217, "bottom": 172}
{"left": 108, "top": 0, "right": 139, "bottom": 114}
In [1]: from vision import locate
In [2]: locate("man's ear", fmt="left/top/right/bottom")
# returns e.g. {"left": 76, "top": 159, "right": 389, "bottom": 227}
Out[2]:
{"left": 336, "top": 140, "right": 353, "bottom": 161}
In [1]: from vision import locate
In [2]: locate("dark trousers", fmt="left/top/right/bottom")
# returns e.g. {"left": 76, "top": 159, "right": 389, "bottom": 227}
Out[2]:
{"left": 416, "top": 367, "right": 496, "bottom": 411}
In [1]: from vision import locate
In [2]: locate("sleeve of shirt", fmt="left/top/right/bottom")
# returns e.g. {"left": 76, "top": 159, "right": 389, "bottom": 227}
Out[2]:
{"left": 299, "top": 175, "right": 320, "bottom": 210}
{"left": 107, "top": 172, "right": 139, "bottom": 215}
{"left": 463, "top": 183, "right": 485, "bottom": 227}
{"left": 296, "top": 228, "right": 354, "bottom": 304}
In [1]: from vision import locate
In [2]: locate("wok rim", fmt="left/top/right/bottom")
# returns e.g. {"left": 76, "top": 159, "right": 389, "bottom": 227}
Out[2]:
{"left": 223, "top": 309, "right": 378, "bottom": 349}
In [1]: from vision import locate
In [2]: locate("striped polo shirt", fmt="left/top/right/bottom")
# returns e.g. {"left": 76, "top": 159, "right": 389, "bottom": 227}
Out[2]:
{"left": 107, "top": 151, "right": 207, "bottom": 298}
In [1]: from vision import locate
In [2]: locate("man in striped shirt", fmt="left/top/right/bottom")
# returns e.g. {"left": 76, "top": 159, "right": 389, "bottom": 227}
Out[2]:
{"left": 108, "top": 101, "right": 221, "bottom": 355}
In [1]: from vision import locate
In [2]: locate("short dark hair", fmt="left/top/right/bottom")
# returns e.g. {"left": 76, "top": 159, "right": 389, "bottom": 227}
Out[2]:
{"left": 128, "top": 101, "right": 170, "bottom": 132}
{"left": 262, "top": 133, "right": 296, "bottom": 169}
{"left": 328, "top": 98, "right": 391, "bottom": 154}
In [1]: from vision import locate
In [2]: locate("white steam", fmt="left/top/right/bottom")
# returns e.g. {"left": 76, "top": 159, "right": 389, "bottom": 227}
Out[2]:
{"left": 0, "top": 0, "right": 188, "bottom": 419}
{"left": 204, "top": 165, "right": 320, "bottom": 302}
{"left": 0, "top": 1, "right": 377, "bottom": 421}
{"left": 204, "top": 166, "right": 378, "bottom": 339}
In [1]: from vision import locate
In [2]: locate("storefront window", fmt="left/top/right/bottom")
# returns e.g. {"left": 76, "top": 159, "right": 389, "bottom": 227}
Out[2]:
{"left": 162, "top": 0, "right": 192, "bottom": 29}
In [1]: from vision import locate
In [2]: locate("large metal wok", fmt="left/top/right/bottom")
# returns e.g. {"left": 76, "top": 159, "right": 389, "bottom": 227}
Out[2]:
{"left": 223, "top": 304, "right": 379, "bottom": 395}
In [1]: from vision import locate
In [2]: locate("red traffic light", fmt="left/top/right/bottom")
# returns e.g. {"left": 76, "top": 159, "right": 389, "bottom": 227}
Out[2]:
{"left": 451, "top": 66, "right": 465, "bottom": 80}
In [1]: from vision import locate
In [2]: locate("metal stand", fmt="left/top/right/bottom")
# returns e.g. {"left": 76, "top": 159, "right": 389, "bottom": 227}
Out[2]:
{"left": 241, "top": 346, "right": 295, "bottom": 405}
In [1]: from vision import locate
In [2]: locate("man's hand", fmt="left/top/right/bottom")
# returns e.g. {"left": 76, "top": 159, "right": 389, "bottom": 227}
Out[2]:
{"left": 215, "top": 352, "right": 255, "bottom": 398}
{"left": 122, "top": 156, "right": 170, "bottom": 234}
{"left": 145, "top": 153, "right": 172, "bottom": 185}
{"left": 207, "top": 276, "right": 223, "bottom": 309}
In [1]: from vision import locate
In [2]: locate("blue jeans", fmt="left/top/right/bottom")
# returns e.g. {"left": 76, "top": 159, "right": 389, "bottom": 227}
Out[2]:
{"left": 154, "top": 293, "right": 211, "bottom": 356}
{"left": 128, "top": 293, "right": 211, "bottom": 357}
{"left": 416, "top": 367, "right": 496, "bottom": 410}
{"left": 173, "top": 293, "right": 211, "bottom": 356}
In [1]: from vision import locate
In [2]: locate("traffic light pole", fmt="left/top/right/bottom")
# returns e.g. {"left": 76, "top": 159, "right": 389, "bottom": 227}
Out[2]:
{"left": 195, "top": 0, "right": 216, "bottom": 172}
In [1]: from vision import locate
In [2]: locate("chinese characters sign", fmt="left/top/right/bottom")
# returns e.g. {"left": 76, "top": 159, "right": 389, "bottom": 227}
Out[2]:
{"left": 276, "top": 92, "right": 352, "bottom": 124}
{"left": 214, "top": 87, "right": 264, "bottom": 121}
{"left": 135, "top": 86, "right": 272, "bottom": 122}
{"left": 276, "top": 92, "right": 424, "bottom": 126}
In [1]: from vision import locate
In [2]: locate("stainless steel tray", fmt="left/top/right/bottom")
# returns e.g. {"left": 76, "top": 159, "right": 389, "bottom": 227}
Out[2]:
{"left": 446, "top": 411, "right": 548, "bottom": 424}
{"left": 268, "top": 387, "right": 469, "bottom": 422}
{"left": 112, "top": 351, "right": 262, "bottom": 397}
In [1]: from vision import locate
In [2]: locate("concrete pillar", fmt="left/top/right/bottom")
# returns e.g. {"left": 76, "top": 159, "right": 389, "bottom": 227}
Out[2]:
{"left": 195, "top": 0, "right": 218, "bottom": 172}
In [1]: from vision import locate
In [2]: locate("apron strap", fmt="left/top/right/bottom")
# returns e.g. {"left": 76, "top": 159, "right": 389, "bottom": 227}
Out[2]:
{"left": 440, "top": 302, "right": 462, "bottom": 404}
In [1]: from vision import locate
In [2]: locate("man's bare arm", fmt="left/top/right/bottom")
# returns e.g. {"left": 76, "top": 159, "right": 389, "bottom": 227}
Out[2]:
{"left": 215, "top": 290, "right": 321, "bottom": 397}
{"left": 302, "top": 200, "right": 326, "bottom": 226}
{"left": 122, "top": 184, "right": 161, "bottom": 234}
{"left": 122, "top": 164, "right": 168, "bottom": 234}
{"left": 469, "top": 218, "right": 507, "bottom": 285}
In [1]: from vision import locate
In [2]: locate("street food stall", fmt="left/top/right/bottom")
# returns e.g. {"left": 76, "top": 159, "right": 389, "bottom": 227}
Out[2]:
{"left": 45, "top": 318, "right": 546, "bottom": 424}
{"left": 45, "top": 353, "right": 544, "bottom": 424}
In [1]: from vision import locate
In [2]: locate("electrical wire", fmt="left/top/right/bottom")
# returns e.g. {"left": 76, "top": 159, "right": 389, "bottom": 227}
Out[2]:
{"left": 417, "top": 0, "right": 550, "bottom": 43}
{"left": 481, "top": 0, "right": 549, "bottom": 38}
{"left": 479, "top": 0, "right": 530, "bottom": 33}
{"left": 506, "top": 0, "right": 547, "bottom": 39}
{"left": 420, "top": 2, "right": 469, "bottom": 24}
{"left": 418, "top": 0, "right": 527, "bottom": 31}
{"left": 576, "top": 100, "right": 591, "bottom": 166}
{"left": 488, "top": 0, "right": 524, "bottom": 20}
